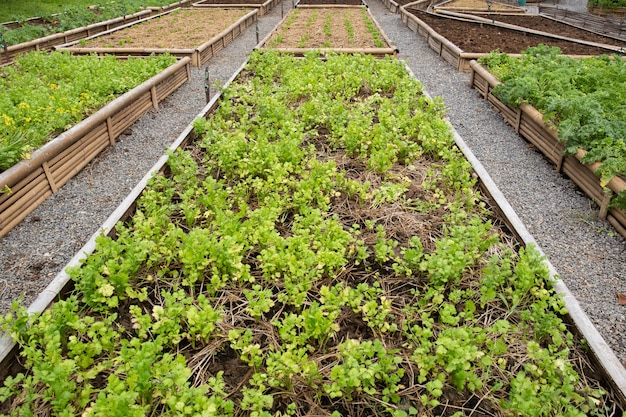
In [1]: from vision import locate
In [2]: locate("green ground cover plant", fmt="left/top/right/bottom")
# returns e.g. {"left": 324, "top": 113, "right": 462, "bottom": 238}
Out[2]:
{"left": 0, "top": 50, "right": 618, "bottom": 416}
{"left": 587, "top": 0, "right": 626, "bottom": 9}
{"left": 0, "top": 0, "right": 178, "bottom": 46}
{"left": 479, "top": 45, "right": 626, "bottom": 209}
{"left": 0, "top": 51, "right": 177, "bottom": 173}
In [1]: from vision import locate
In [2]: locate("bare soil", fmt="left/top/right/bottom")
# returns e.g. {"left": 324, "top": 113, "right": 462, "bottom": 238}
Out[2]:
{"left": 407, "top": 9, "right": 620, "bottom": 54}
{"left": 83, "top": 8, "right": 251, "bottom": 49}
{"left": 472, "top": 13, "right": 626, "bottom": 47}
{"left": 265, "top": 7, "right": 385, "bottom": 48}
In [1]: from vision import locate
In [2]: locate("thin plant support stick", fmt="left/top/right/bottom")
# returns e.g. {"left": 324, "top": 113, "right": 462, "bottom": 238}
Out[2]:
{"left": 205, "top": 67, "right": 210, "bottom": 103}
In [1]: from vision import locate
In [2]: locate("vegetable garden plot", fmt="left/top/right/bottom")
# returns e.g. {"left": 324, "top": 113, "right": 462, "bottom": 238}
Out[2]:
{"left": 57, "top": 8, "right": 258, "bottom": 67}
{"left": 438, "top": 12, "right": 626, "bottom": 49}
{"left": 260, "top": 6, "right": 397, "bottom": 56}
{"left": 470, "top": 47, "right": 626, "bottom": 238}
{"left": 0, "top": 50, "right": 624, "bottom": 417}
{"left": 0, "top": 0, "right": 195, "bottom": 66}
{"left": 0, "top": 52, "right": 191, "bottom": 238}
{"left": 400, "top": 7, "right": 623, "bottom": 71}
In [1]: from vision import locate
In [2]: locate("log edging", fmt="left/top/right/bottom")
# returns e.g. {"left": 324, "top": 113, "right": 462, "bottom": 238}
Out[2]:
{"left": 469, "top": 59, "right": 626, "bottom": 238}
{"left": 0, "top": 57, "right": 192, "bottom": 238}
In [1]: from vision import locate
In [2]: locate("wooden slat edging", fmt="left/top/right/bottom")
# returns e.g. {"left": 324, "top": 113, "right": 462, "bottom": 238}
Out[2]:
{"left": 150, "top": 86, "right": 159, "bottom": 110}
{"left": 0, "top": 57, "right": 191, "bottom": 238}
{"left": 106, "top": 117, "right": 115, "bottom": 145}
{"left": 41, "top": 162, "right": 57, "bottom": 194}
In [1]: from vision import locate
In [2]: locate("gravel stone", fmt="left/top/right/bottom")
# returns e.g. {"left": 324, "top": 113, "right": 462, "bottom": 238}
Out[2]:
{"left": 0, "top": 0, "right": 624, "bottom": 370}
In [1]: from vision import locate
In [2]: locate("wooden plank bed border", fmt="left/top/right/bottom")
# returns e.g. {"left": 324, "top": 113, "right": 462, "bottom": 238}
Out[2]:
{"left": 0, "top": 57, "right": 192, "bottom": 238}
{"left": 469, "top": 59, "right": 626, "bottom": 238}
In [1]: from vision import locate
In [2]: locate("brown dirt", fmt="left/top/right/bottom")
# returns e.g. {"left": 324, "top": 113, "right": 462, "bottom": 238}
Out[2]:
{"left": 265, "top": 7, "right": 385, "bottom": 48}
{"left": 82, "top": 8, "right": 251, "bottom": 49}
{"left": 407, "top": 9, "right": 620, "bottom": 54}
{"left": 471, "top": 14, "right": 626, "bottom": 48}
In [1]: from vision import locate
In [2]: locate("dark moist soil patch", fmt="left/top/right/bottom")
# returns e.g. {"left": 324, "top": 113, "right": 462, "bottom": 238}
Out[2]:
{"left": 473, "top": 14, "right": 626, "bottom": 48}
{"left": 408, "top": 9, "right": 618, "bottom": 55}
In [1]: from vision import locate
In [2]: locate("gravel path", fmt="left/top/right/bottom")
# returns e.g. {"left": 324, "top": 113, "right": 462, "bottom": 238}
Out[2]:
{"left": 0, "top": 0, "right": 625, "bottom": 371}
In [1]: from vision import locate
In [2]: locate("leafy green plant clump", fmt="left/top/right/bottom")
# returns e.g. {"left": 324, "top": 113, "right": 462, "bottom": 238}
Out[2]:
{"left": 479, "top": 45, "right": 626, "bottom": 209}
{"left": 0, "top": 51, "right": 177, "bottom": 172}
{"left": 587, "top": 0, "right": 626, "bottom": 9}
{"left": 0, "top": 0, "right": 179, "bottom": 46}
{"left": 0, "top": 50, "right": 615, "bottom": 416}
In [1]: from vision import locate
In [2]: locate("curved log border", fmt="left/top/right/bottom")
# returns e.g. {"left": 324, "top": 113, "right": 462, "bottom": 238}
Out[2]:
{"left": 55, "top": 8, "right": 259, "bottom": 67}
{"left": 0, "top": 57, "right": 192, "bottom": 239}
{"left": 469, "top": 59, "right": 626, "bottom": 238}
{"left": 1, "top": 55, "right": 625, "bottom": 410}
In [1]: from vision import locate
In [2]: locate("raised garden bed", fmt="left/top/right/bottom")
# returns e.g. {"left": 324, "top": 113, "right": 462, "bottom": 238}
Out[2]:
{"left": 400, "top": 6, "right": 622, "bottom": 71}
{"left": 0, "top": 10, "right": 152, "bottom": 66}
{"left": 260, "top": 6, "right": 397, "bottom": 56}
{"left": 193, "top": 0, "right": 282, "bottom": 16}
{"left": 57, "top": 8, "right": 258, "bottom": 67}
{"left": 443, "top": 12, "right": 626, "bottom": 48}
{"left": 0, "top": 54, "right": 192, "bottom": 239}
{"left": 469, "top": 58, "right": 626, "bottom": 238}
{"left": 0, "top": 1, "right": 195, "bottom": 66}
{"left": 0, "top": 49, "right": 625, "bottom": 417}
